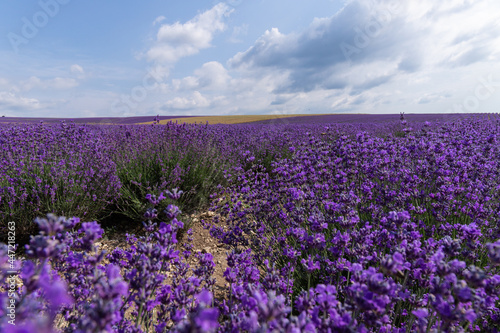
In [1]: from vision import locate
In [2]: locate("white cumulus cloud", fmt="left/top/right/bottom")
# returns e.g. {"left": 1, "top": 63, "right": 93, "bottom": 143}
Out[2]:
{"left": 162, "top": 91, "right": 210, "bottom": 110}
{"left": 0, "top": 91, "right": 40, "bottom": 111}
{"left": 70, "top": 64, "right": 85, "bottom": 79}
{"left": 22, "top": 76, "right": 79, "bottom": 91}
{"left": 147, "top": 3, "right": 233, "bottom": 64}
{"left": 172, "top": 61, "right": 230, "bottom": 91}
{"left": 153, "top": 15, "right": 166, "bottom": 26}
{"left": 223, "top": 0, "right": 500, "bottom": 113}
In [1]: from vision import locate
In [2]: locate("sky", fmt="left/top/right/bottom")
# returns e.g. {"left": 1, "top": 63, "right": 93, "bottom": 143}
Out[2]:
{"left": 0, "top": 0, "right": 499, "bottom": 118}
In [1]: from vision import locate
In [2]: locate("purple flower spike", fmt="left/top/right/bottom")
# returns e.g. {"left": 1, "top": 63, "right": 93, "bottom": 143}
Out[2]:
{"left": 194, "top": 308, "right": 219, "bottom": 332}
{"left": 197, "top": 289, "right": 213, "bottom": 305}
{"left": 172, "top": 308, "right": 187, "bottom": 323}
{"left": 158, "top": 222, "right": 173, "bottom": 235}
{"left": 25, "top": 236, "right": 62, "bottom": 259}
{"left": 34, "top": 214, "right": 77, "bottom": 236}
{"left": 381, "top": 251, "right": 410, "bottom": 277}
{"left": 158, "top": 191, "right": 167, "bottom": 201}
{"left": 165, "top": 204, "right": 181, "bottom": 220}
{"left": 79, "top": 221, "right": 103, "bottom": 250}
{"left": 166, "top": 188, "right": 184, "bottom": 200}
{"left": 387, "top": 211, "right": 411, "bottom": 225}
{"left": 40, "top": 277, "right": 73, "bottom": 316}
{"left": 145, "top": 193, "right": 158, "bottom": 205}
{"left": 486, "top": 239, "right": 500, "bottom": 264}
{"left": 301, "top": 255, "right": 320, "bottom": 273}
{"left": 104, "top": 264, "right": 129, "bottom": 298}
{"left": 144, "top": 208, "right": 158, "bottom": 220}
{"left": 412, "top": 308, "right": 429, "bottom": 320}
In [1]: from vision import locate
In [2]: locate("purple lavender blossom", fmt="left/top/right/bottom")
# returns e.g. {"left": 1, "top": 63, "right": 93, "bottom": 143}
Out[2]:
{"left": 166, "top": 188, "right": 184, "bottom": 200}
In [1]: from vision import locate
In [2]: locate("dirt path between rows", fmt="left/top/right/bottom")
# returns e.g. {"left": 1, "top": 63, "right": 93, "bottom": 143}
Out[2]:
{"left": 98, "top": 210, "right": 231, "bottom": 300}
{"left": 184, "top": 211, "right": 230, "bottom": 299}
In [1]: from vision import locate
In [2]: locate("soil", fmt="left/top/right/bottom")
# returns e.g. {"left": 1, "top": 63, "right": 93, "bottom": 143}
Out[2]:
{"left": 184, "top": 211, "right": 231, "bottom": 300}
{"left": 98, "top": 209, "right": 231, "bottom": 300}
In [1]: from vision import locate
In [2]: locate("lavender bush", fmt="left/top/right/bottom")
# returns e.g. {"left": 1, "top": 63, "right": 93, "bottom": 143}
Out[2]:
{"left": 110, "top": 121, "right": 233, "bottom": 221}
{"left": 0, "top": 121, "right": 120, "bottom": 238}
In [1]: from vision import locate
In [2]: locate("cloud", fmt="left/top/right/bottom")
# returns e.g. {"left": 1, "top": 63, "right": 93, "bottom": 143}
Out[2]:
{"left": 228, "top": 0, "right": 500, "bottom": 97}
{"left": 0, "top": 91, "right": 40, "bottom": 111}
{"left": 70, "top": 64, "right": 85, "bottom": 79}
{"left": 131, "top": 0, "right": 500, "bottom": 116}
{"left": 50, "top": 77, "right": 78, "bottom": 89}
{"left": 153, "top": 16, "right": 166, "bottom": 26}
{"left": 146, "top": 3, "right": 233, "bottom": 64}
{"left": 228, "top": 1, "right": 411, "bottom": 93}
{"left": 352, "top": 73, "right": 394, "bottom": 91}
{"left": 229, "top": 24, "right": 249, "bottom": 43}
{"left": 416, "top": 91, "right": 453, "bottom": 104}
{"left": 270, "top": 94, "right": 295, "bottom": 105}
{"left": 162, "top": 91, "right": 210, "bottom": 110}
{"left": 21, "top": 76, "right": 79, "bottom": 91}
{"left": 172, "top": 61, "right": 230, "bottom": 91}
{"left": 61, "top": 89, "right": 123, "bottom": 117}
{"left": 70, "top": 64, "right": 84, "bottom": 74}
{"left": 0, "top": 78, "right": 9, "bottom": 90}
{"left": 229, "top": 27, "right": 289, "bottom": 69}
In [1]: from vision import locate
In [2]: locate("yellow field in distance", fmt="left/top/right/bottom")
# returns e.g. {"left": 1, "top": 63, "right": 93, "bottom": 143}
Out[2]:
{"left": 138, "top": 114, "right": 326, "bottom": 125}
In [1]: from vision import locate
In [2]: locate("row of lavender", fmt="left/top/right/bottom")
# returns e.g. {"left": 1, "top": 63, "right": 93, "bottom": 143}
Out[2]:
{"left": 0, "top": 116, "right": 189, "bottom": 125}
{"left": 1, "top": 115, "right": 499, "bottom": 332}
{"left": 0, "top": 119, "right": 303, "bottom": 238}
{"left": 208, "top": 115, "right": 500, "bottom": 331}
{"left": 249, "top": 113, "right": 498, "bottom": 124}
{"left": 2, "top": 116, "right": 402, "bottom": 236}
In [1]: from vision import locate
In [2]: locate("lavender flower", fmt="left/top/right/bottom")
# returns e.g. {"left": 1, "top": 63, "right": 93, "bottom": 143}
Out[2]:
{"left": 301, "top": 255, "right": 320, "bottom": 273}
{"left": 486, "top": 239, "right": 500, "bottom": 264}
{"left": 166, "top": 188, "right": 184, "bottom": 200}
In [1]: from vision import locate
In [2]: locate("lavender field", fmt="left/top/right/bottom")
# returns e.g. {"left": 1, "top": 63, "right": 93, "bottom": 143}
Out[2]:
{"left": 0, "top": 116, "right": 192, "bottom": 125}
{"left": 1, "top": 114, "right": 500, "bottom": 332}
